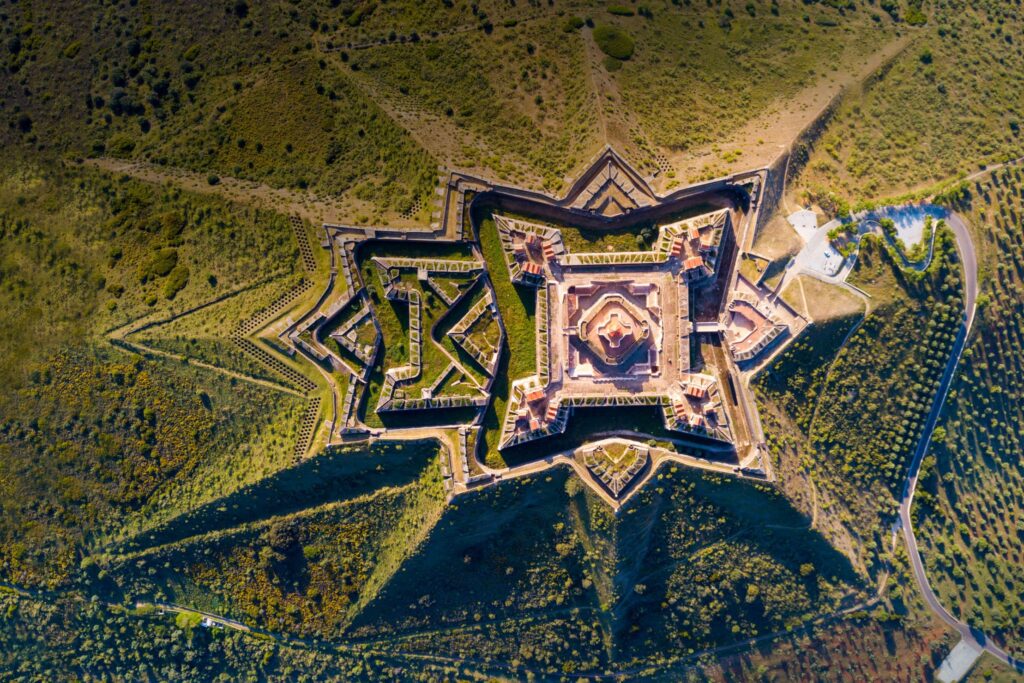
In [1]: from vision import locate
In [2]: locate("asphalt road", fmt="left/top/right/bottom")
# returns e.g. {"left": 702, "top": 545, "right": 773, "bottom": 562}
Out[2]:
{"left": 897, "top": 212, "right": 1023, "bottom": 673}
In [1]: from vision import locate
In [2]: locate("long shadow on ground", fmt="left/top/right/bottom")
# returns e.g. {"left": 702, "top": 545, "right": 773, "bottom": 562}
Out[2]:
{"left": 115, "top": 439, "right": 439, "bottom": 554}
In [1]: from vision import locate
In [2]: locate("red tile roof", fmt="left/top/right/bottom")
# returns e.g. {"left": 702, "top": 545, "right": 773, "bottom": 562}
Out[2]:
{"left": 525, "top": 389, "right": 546, "bottom": 403}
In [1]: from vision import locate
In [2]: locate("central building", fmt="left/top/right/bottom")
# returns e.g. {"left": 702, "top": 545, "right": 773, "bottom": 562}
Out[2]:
{"left": 566, "top": 281, "right": 660, "bottom": 379}
{"left": 493, "top": 205, "right": 738, "bottom": 453}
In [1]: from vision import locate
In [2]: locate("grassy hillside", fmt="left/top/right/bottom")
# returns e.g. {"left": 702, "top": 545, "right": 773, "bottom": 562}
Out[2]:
{"left": 0, "top": 163, "right": 303, "bottom": 384}
{"left": 757, "top": 230, "right": 963, "bottom": 577}
{"left": 797, "top": 0, "right": 1024, "bottom": 202}
{"left": 914, "top": 168, "right": 1024, "bottom": 654}
{"left": 0, "top": 1, "right": 436, "bottom": 216}
{"left": 0, "top": 590, "right": 472, "bottom": 681}
{"left": 2, "top": 0, "right": 1021, "bottom": 678}
{"left": 0, "top": 347, "right": 305, "bottom": 588}
{"left": 606, "top": 1, "right": 895, "bottom": 156}
{"left": 0, "top": 161, "right": 319, "bottom": 588}
{"left": 346, "top": 466, "right": 861, "bottom": 675}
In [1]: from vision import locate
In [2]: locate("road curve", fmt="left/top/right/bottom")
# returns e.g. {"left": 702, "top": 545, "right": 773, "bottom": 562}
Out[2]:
{"left": 898, "top": 213, "right": 1023, "bottom": 673}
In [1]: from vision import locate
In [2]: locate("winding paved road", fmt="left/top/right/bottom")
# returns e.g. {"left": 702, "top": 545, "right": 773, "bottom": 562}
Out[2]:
{"left": 897, "top": 212, "right": 1023, "bottom": 674}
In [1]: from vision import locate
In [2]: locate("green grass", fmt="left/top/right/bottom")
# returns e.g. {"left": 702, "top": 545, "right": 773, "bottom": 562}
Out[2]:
{"left": 350, "top": 15, "right": 598, "bottom": 191}
{"left": 1, "top": 0, "right": 1019, "bottom": 675}
{"left": 0, "top": 347, "right": 306, "bottom": 587}
{"left": 756, "top": 314, "right": 862, "bottom": 436}
{"left": 757, "top": 230, "right": 963, "bottom": 578}
{"left": 0, "top": 591, "right": 466, "bottom": 681}
{"left": 606, "top": 3, "right": 896, "bottom": 153}
{"left": 798, "top": 1, "right": 1024, "bottom": 201}
{"left": 0, "top": 164, "right": 302, "bottom": 383}
{"left": 0, "top": 3, "right": 437, "bottom": 216}
{"left": 0, "top": 161, "right": 320, "bottom": 588}
{"left": 357, "top": 244, "right": 481, "bottom": 422}
{"left": 913, "top": 168, "right": 1024, "bottom": 650}
{"left": 475, "top": 215, "right": 538, "bottom": 465}
{"left": 134, "top": 276, "right": 304, "bottom": 382}
{"left": 107, "top": 450, "right": 444, "bottom": 639}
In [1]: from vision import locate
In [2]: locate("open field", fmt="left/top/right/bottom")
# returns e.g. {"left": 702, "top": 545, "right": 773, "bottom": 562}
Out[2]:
{"left": 783, "top": 276, "right": 866, "bottom": 322}
{"left": 795, "top": 1, "right": 1024, "bottom": 203}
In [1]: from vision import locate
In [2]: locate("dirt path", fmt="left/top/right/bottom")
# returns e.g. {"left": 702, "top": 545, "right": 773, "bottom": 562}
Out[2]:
{"left": 324, "top": 52, "right": 543, "bottom": 190}
{"left": 580, "top": 26, "right": 659, "bottom": 174}
{"left": 80, "top": 158, "right": 347, "bottom": 225}
{"left": 671, "top": 33, "right": 914, "bottom": 183}
{"left": 109, "top": 335, "right": 306, "bottom": 398}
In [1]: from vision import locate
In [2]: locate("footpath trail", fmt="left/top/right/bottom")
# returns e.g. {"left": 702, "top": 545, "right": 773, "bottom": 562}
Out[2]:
{"left": 80, "top": 158, "right": 346, "bottom": 225}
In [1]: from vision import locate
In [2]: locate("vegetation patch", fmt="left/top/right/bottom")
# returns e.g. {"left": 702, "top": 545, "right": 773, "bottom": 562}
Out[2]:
{"left": 914, "top": 170, "right": 1024, "bottom": 649}
{"left": 594, "top": 24, "right": 635, "bottom": 61}
{"left": 348, "top": 466, "right": 859, "bottom": 673}
{"left": 162, "top": 264, "right": 190, "bottom": 299}
{"left": 758, "top": 230, "right": 963, "bottom": 577}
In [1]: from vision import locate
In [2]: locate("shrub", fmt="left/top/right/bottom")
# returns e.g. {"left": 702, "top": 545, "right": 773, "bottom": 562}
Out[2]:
{"left": 594, "top": 24, "right": 635, "bottom": 60}
{"left": 608, "top": 5, "right": 635, "bottom": 16}
{"left": 139, "top": 248, "right": 179, "bottom": 282}
{"left": 604, "top": 55, "right": 623, "bottom": 72}
{"left": 159, "top": 211, "right": 186, "bottom": 240}
{"left": 163, "top": 265, "right": 190, "bottom": 300}
{"left": 562, "top": 16, "right": 585, "bottom": 32}
{"left": 107, "top": 133, "right": 135, "bottom": 156}
{"left": 207, "top": 174, "right": 220, "bottom": 185}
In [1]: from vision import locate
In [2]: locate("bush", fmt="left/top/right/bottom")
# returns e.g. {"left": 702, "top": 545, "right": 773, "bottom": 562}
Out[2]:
{"left": 608, "top": 5, "right": 635, "bottom": 16}
{"left": 107, "top": 133, "right": 135, "bottom": 156}
{"left": 604, "top": 55, "right": 623, "bottom": 72}
{"left": 207, "top": 174, "right": 220, "bottom": 186}
{"left": 562, "top": 16, "right": 585, "bottom": 32}
{"left": 594, "top": 24, "right": 635, "bottom": 60}
{"left": 159, "top": 211, "right": 186, "bottom": 240}
{"left": 163, "top": 265, "right": 190, "bottom": 299}
{"left": 139, "top": 248, "right": 179, "bottom": 281}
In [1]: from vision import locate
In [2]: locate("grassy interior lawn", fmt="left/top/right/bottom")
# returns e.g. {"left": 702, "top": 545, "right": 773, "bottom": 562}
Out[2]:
{"left": 433, "top": 279, "right": 490, "bottom": 388}
{"left": 474, "top": 214, "right": 538, "bottom": 466}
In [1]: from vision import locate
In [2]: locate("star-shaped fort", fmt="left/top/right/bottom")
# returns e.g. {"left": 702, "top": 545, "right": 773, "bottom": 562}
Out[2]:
{"left": 278, "top": 148, "right": 807, "bottom": 508}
